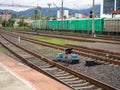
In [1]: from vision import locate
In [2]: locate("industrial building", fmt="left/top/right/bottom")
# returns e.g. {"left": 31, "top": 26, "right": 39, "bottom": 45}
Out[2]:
{"left": 0, "top": 11, "right": 11, "bottom": 22}
{"left": 57, "top": 10, "right": 69, "bottom": 19}
{"left": 101, "top": 0, "right": 120, "bottom": 18}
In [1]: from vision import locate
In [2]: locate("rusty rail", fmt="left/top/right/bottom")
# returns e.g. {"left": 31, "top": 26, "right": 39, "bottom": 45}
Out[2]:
{"left": 0, "top": 34, "right": 118, "bottom": 90}
{"left": 2, "top": 31, "right": 120, "bottom": 65}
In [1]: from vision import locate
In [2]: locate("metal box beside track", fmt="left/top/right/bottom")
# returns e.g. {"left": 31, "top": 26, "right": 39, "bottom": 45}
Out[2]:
{"left": 56, "top": 53, "right": 79, "bottom": 64}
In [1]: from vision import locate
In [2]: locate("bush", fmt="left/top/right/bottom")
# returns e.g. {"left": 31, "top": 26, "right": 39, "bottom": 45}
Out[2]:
{"left": 2, "top": 19, "right": 15, "bottom": 27}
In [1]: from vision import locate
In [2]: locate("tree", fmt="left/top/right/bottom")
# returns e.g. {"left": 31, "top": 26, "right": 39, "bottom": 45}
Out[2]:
{"left": 2, "top": 19, "right": 15, "bottom": 27}
{"left": 0, "top": 17, "right": 2, "bottom": 24}
{"left": 63, "top": 15, "right": 67, "bottom": 20}
{"left": 17, "top": 16, "right": 28, "bottom": 27}
{"left": 31, "top": 14, "right": 40, "bottom": 20}
{"left": 45, "top": 16, "right": 50, "bottom": 20}
{"left": 35, "top": 9, "right": 38, "bottom": 20}
{"left": 2, "top": 20, "right": 6, "bottom": 27}
{"left": 31, "top": 9, "right": 40, "bottom": 20}
{"left": 7, "top": 19, "right": 15, "bottom": 27}
{"left": 52, "top": 17, "right": 57, "bottom": 20}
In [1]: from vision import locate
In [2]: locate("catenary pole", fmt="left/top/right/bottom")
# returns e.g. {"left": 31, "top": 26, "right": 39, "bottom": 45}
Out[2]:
{"left": 61, "top": 0, "right": 64, "bottom": 30}
{"left": 92, "top": 0, "right": 95, "bottom": 37}
{"left": 47, "top": 3, "right": 51, "bottom": 20}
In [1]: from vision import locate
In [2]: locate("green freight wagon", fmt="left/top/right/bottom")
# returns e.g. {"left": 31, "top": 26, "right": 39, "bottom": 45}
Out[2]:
{"left": 32, "top": 20, "right": 47, "bottom": 30}
{"left": 68, "top": 19, "right": 88, "bottom": 30}
{"left": 94, "top": 18, "right": 104, "bottom": 31}
{"left": 40, "top": 20, "right": 47, "bottom": 29}
{"left": 32, "top": 20, "right": 46, "bottom": 29}
{"left": 58, "top": 20, "right": 68, "bottom": 30}
{"left": 67, "top": 18, "right": 104, "bottom": 32}
{"left": 33, "top": 18, "right": 104, "bottom": 32}
{"left": 32, "top": 20, "right": 41, "bottom": 29}
{"left": 46, "top": 20, "right": 68, "bottom": 30}
{"left": 46, "top": 20, "right": 59, "bottom": 30}
{"left": 32, "top": 20, "right": 38, "bottom": 29}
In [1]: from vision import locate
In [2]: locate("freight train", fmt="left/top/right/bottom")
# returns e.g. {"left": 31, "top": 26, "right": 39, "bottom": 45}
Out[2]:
{"left": 32, "top": 18, "right": 120, "bottom": 35}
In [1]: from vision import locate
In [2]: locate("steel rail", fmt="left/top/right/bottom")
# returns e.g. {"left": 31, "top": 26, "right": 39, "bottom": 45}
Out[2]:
{"left": 0, "top": 34, "right": 118, "bottom": 90}
{"left": 2, "top": 31, "right": 120, "bottom": 65}
{"left": 65, "top": 44, "right": 120, "bottom": 60}
{"left": 15, "top": 30, "right": 120, "bottom": 45}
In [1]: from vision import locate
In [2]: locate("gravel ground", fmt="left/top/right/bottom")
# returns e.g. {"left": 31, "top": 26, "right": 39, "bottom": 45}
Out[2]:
{"left": 76, "top": 42, "right": 120, "bottom": 53}
{"left": 2, "top": 34, "right": 120, "bottom": 89}
{"left": 14, "top": 32, "right": 120, "bottom": 53}
{"left": 0, "top": 44, "right": 23, "bottom": 62}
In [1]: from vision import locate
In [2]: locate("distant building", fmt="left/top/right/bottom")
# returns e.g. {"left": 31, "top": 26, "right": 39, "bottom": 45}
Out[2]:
{"left": 0, "top": 11, "right": 11, "bottom": 22}
{"left": 14, "top": 19, "right": 33, "bottom": 26}
{"left": 74, "top": 13, "right": 87, "bottom": 18}
{"left": 101, "top": 0, "right": 120, "bottom": 18}
{"left": 57, "top": 10, "right": 69, "bottom": 19}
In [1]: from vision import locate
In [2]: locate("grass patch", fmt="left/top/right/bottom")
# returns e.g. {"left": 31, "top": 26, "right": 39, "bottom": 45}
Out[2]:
{"left": 0, "top": 47, "right": 4, "bottom": 52}
{"left": 32, "top": 36, "right": 78, "bottom": 45}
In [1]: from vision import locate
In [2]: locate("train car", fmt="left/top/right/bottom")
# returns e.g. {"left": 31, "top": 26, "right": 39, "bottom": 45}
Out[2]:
{"left": 46, "top": 20, "right": 69, "bottom": 30}
{"left": 67, "top": 18, "right": 104, "bottom": 32}
{"left": 58, "top": 20, "right": 68, "bottom": 30}
{"left": 32, "top": 20, "right": 40, "bottom": 30}
{"left": 32, "top": 20, "right": 47, "bottom": 30}
{"left": 32, "top": 18, "right": 104, "bottom": 32}
{"left": 46, "top": 20, "right": 59, "bottom": 30}
{"left": 104, "top": 18, "right": 120, "bottom": 33}
{"left": 32, "top": 18, "right": 120, "bottom": 36}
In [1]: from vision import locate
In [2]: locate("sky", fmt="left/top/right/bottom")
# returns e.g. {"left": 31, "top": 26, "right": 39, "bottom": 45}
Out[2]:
{"left": 0, "top": 0, "right": 101, "bottom": 11}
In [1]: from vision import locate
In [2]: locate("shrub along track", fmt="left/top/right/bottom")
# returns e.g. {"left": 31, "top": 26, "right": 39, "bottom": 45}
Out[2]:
{"left": 2, "top": 31, "right": 120, "bottom": 66}
{"left": 13, "top": 30, "right": 120, "bottom": 44}
{"left": 0, "top": 34, "right": 118, "bottom": 90}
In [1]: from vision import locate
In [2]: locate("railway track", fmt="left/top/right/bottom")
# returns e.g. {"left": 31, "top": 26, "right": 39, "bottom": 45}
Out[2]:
{"left": 65, "top": 44, "right": 120, "bottom": 56}
{"left": 65, "top": 44, "right": 120, "bottom": 60}
{"left": 37, "top": 30, "right": 120, "bottom": 42}
{"left": 8, "top": 29, "right": 120, "bottom": 42}
{"left": 11, "top": 30, "right": 120, "bottom": 44}
{"left": 0, "top": 34, "right": 117, "bottom": 90}
{"left": 2, "top": 31, "right": 120, "bottom": 66}
{"left": 8, "top": 30, "right": 120, "bottom": 55}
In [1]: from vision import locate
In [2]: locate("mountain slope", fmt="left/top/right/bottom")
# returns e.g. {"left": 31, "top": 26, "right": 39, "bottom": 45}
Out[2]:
{"left": 0, "top": 4, "right": 100, "bottom": 17}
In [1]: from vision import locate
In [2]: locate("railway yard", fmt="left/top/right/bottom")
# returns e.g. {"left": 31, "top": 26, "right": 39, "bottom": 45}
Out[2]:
{"left": 0, "top": 29, "right": 120, "bottom": 90}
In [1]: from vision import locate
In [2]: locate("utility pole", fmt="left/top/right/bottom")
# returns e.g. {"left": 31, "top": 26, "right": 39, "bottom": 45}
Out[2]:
{"left": 92, "top": 0, "right": 95, "bottom": 37}
{"left": 40, "top": 7, "right": 42, "bottom": 20}
{"left": 47, "top": 3, "right": 51, "bottom": 20}
{"left": 61, "top": 0, "right": 64, "bottom": 30}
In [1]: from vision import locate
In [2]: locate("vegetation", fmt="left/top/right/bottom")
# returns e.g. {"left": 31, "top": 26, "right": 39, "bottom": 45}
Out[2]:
{"left": 32, "top": 36, "right": 78, "bottom": 45}
{"left": 17, "top": 16, "right": 28, "bottom": 27}
{"left": 63, "top": 15, "right": 67, "bottom": 20}
{"left": 31, "top": 14, "right": 40, "bottom": 20}
{"left": 31, "top": 9, "right": 40, "bottom": 20}
{"left": 45, "top": 16, "right": 50, "bottom": 20}
{"left": 0, "top": 47, "right": 4, "bottom": 52}
{"left": 52, "top": 18, "right": 57, "bottom": 20}
{"left": 2, "top": 19, "right": 15, "bottom": 27}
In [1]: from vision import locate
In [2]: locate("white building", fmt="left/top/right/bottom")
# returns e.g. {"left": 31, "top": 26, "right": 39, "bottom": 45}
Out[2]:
{"left": 57, "top": 10, "right": 69, "bottom": 19}
{"left": 74, "top": 13, "right": 87, "bottom": 18}
{"left": 0, "top": 12, "right": 11, "bottom": 21}
{"left": 101, "top": 0, "right": 120, "bottom": 18}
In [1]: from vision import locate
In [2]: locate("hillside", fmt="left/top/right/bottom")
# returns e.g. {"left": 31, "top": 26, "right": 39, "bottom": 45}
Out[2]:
{"left": 0, "top": 4, "right": 100, "bottom": 17}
